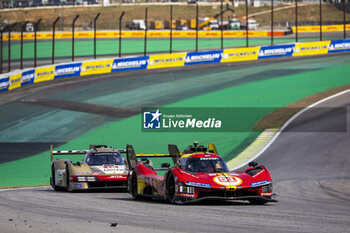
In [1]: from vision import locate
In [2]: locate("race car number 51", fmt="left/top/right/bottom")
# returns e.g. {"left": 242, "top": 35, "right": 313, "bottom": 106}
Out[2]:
{"left": 214, "top": 176, "right": 242, "bottom": 186}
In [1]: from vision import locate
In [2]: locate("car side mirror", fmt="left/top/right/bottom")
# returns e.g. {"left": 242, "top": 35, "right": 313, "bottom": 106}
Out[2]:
{"left": 161, "top": 163, "right": 170, "bottom": 169}
{"left": 248, "top": 161, "right": 258, "bottom": 167}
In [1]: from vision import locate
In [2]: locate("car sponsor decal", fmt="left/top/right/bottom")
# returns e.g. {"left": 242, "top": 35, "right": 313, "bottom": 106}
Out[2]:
{"left": 186, "top": 181, "right": 211, "bottom": 188}
{"left": 213, "top": 176, "right": 242, "bottom": 187}
{"left": 73, "top": 184, "right": 83, "bottom": 188}
{"left": 250, "top": 180, "right": 269, "bottom": 187}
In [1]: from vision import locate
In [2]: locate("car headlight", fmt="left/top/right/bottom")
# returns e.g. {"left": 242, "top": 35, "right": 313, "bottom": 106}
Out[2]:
{"left": 178, "top": 185, "right": 195, "bottom": 194}
{"left": 77, "top": 176, "right": 97, "bottom": 182}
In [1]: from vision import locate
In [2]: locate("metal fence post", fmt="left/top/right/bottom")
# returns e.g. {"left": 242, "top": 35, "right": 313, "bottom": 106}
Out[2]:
{"left": 144, "top": 8, "right": 148, "bottom": 56}
{"left": 0, "top": 30, "right": 3, "bottom": 74}
{"left": 52, "top": 17, "right": 60, "bottom": 65}
{"left": 0, "top": 26, "right": 7, "bottom": 74}
{"left": 94, "top": 13, "right": 100, "bottom": 59}
{"left": 295, "top": 0, "right": 298, "bottom": 42}
{"left": 119, "top": 11, "right": 125, "bottom": 57}
{"left": 170, "top": 5, "right": 173, "bottom": 54}
{"left": 221, "top": 0, "right": 224, "bottom": 49}
{"left": 21, "top": 21, "right": 28, "bottom": 70}
{"left": 34, "top": 19, "right": 41, "bottom": 68}
{"left": 344, "top": 0, "right": 347, "bottom": 39}
{"left": 72, "top": 15, "right": 79, "bottom": 62}
{"left": 271, "top": 0, "right": 274, "bottom": 45}
{"left": 196, "top": 3, "right": 199, "bottom": 52}
{"left": 8, "top": 23, "right": 17, "bottom": 73}
{"left": 319, "top": 0, "right": 322, "bottom": 41}
{"left": 245, "top": 0, "right": 249, "bottom": 47}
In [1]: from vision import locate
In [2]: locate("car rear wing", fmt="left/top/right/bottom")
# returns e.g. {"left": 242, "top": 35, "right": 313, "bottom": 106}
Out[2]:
{"left": 50, "top": 145, "right": 127, "bottom": 163}
{"left": 126, "top": 144, "right": 181, "bottom": 170}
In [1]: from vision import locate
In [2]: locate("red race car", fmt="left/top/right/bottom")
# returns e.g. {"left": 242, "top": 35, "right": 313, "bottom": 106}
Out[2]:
{"left": 126, "top": 142, "right": 277, "bottom": 204}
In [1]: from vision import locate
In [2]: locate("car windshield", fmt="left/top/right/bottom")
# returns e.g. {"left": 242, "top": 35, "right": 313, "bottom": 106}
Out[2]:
{"left": 182, "top": 157, "right": 229, "bottom": 173}
{"left": 86, "top": 153, "right": 124, "bottom": 166}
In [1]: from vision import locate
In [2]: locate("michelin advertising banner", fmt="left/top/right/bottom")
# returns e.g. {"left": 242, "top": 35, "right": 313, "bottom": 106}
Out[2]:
{"left": 21, "top": 69, "right": 35, "bottom": 86}
{"left": 8, "top": 73, "right": 22, "bottom": 91}
{"left": 222, "top": 47, "right": 260, "bottom": 63}
{"left": 328, "top": 39, "right": 350, "bottom": 53}
{"left": 34, "top": 66, "right": 55, "bottom": 83}
{"left": 293, "top": 41, "right": 330, "bottom": 57}
{"left": 148, "top": 53, "right": 186, "bottom": 69}
{"left": 54, "top": 63, "right": 81, "bottom": 79}
{"left": 2, "top": 39, "right": 350, "bottom": 94}
{"left": 80, "top": 60, "right": 113, "bottom": 76}
{"left": 258, "top": 44, "right": 295, "bottom": 59}
{"left": 184, "top": 50, "right": 222, "bottom": 66}
{"left": 0, "top": 76, "right": 9, "bottom": 93}
{"left": 111, "top": 56, "right": 149, "bottom": 72}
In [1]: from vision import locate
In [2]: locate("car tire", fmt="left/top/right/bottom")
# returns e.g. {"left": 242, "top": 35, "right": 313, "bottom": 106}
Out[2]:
{"left": 166, "top": 173, "right": 176, "bottom": 204}
{"left": 66, "top": 164, "right": 72, "bottom": 192}
{"left": 129, "top": 172, "right": 141, "bottom": 200}
{"left": 51, "top": 165, "right": 63, "bottom": 191}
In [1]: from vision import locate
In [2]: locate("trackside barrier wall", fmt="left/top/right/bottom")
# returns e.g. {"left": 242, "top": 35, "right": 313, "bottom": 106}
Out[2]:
{"left": 1, "top": 39, "right": 350, "bottom": 93}
{"left": 2, "top": 30, "right": 287, "bottom": 41}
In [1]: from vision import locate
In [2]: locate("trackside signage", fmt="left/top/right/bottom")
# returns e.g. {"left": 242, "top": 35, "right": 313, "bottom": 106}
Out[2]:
{"left": 55, "top": 63, "right": 81, "bottom": 79}
{"left": 328, "top": 39, "right": 350, "bottom": 53}
{"left": 112, "top": 56, "right": 149, "bottom": 72}
{"left": 0, "top": 76, "right": 10, "bottom": 93}
{"left": 258, "top": 44, "right": 295, "bottom": 59}
{"left": 184, "top": 50, "right": 222, "bottom": 65}
{"left": 21, "top": 70, "right": 35, "bottom": 86}
{"left": 1, "top": 39, "right": 350, "bottom": 94}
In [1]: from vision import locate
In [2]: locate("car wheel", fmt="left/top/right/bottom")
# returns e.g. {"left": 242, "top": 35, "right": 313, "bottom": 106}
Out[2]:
{"left": 130, "top": 172, "right": 141, "bottom": 200}
{"left": 66, "top": 164, "right": 72, "bottom": 192}
{"left": 167, "top": 173, "right": 176, "bottom": 204}
{"left": 51, "top": 165, "right": 62, "bottom": 191}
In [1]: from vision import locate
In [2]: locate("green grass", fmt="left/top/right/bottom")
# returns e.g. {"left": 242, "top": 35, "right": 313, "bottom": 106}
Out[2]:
{"left": 1, "top": 63, "right": 350, "bottom": 187}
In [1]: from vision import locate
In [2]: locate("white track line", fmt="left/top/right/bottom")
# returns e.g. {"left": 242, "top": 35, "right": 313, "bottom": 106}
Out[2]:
{"left": 232, "top": 89, "right": 350, "bottom": 171}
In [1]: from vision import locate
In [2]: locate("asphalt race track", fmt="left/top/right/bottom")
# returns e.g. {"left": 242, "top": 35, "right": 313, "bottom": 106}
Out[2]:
{"left": 0, "top": 90, "right": 349, "bottom": 233}
{"left": 0, "top": 58, "right": 349, "bottom": 232}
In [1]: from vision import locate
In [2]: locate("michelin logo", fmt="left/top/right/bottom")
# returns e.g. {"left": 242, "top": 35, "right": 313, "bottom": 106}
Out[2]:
{"left": 113, "top": 60, "right": 146, "bottom": 69}
{"left": 21, "top": 72, "right": 34, "bottom": 83}
{"left": 185, "top": 53, "right": 220, "bottom": 62}
{"left": 329, "top": 42, "right": 350, "bottom": 52}
{"left": 143, "top": 109, "right": 162, "bottom": 129}
{"left": 0, "top": 79, "right": 9, "bottom": 89}
{"left": 55, "top": 66, "right": 80, "bottom": 75}
{"left": 259, "top": 48, "right": 292, "bottom": 56}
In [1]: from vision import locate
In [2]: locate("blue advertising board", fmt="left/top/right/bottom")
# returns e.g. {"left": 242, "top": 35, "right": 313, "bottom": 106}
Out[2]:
{"left": 258, "top": 44, "right": 295, "bottom": 59}
{"left": 184, "top": 50, "right": 223, "bottom": 65}
{"left": 328, "top": 39, "right": 350, "bottom": 53}
{"left": 111, "top": 56, "right": 149, "bottom": 72}
{"left": 54, "top": 63, "right": 82, "bottom": 79}
{"left": 21, "top": 69, "right": 35, "bottom": 86}
{"left": 0, "top": 76, "right": 9, "bottom": 93}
